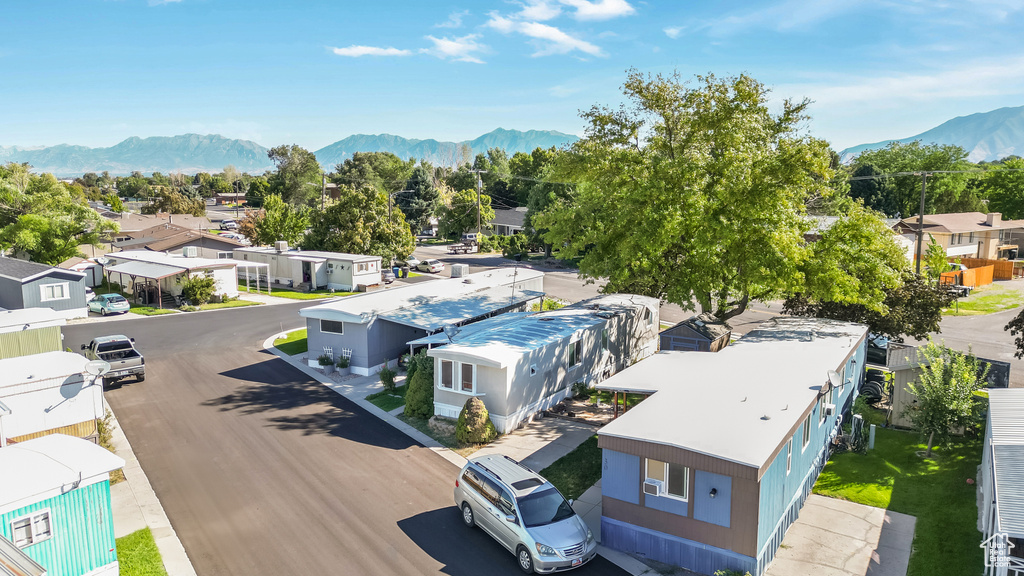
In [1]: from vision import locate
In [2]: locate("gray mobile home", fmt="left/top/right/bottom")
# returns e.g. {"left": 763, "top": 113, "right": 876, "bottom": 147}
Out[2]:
{"left": 0, "top": 257, "right": 88, "bottom": 319}
{"left": 299, "top": 268, "right": 545, "bottom": 376}
{"left": 426, "top": 294, "right": 660, "bottom": 433}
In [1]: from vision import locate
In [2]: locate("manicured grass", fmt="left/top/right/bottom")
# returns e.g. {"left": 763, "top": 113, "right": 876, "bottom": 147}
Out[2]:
{"left": 274, "top": 329, "right": 308, "bottom": 356}
{"left": 943, "top": 283, "right": 1024, "bottom": 316}
{"left": 813, "top": 426, "right": 983, "bottom": 576}
{"left": 366, "top": 385, "right": 408, "bottom": 412}
{"left": 116, "top": 528, "right": 169, "bottom": 576}
{"left": 198, "top": 300, "right": 260, "bottom": 311}
{"left": 129, "top": 305, "right": 178, "bottom": 316}
{"left": 541, "top": 435, "right": 601, "bottom": 501}
{"left": 588, "top": 389, "right": 646, "bottom": 409}
{"left": 239, "top": 286, "right": 355, "bottom": 300}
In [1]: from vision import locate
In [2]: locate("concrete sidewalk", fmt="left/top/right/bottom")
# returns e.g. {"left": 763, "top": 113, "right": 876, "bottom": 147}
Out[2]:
{"left": 107, "top": 401, "right": 198, "bottom": 576}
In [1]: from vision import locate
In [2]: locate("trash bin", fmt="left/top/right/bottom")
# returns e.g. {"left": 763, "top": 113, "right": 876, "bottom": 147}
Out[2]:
{"left": 401, "top": 267, "right": 409, "bottom": 278}
{"left": 392, "top": 266, "right": 401, "bottom": 278}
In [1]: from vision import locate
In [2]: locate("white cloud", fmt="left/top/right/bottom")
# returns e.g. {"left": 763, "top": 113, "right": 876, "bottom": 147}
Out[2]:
{"left": 663, "top": 26, "right": 682, "bottom": 39}
{"left": 517, "top": 0, "right": 562, "bottom": 21}
{"left": 331, "top": 45, "right": 412, "bottom": 57}
{"left": 421, "top": 34, "right": 487, "bottom": 63}
{"left": 487, "top": 13, "right": 604, "bottom": 57}
{"left": 558, "top": 0, "right": 635, "bottom": 21}
{"left": 435, "top": 10, "right": 469, "bottom": 28}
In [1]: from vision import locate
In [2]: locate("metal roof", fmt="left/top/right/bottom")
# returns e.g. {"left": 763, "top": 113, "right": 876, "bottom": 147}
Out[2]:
{"left": 0, "top": 308, "right": 67, "bottom": 333}
{"left": 0, "top": 256, "right": 85, "bottom": 283}
{"left": 380, "top": 288, "right": 544, "bottom": 332}
{"left": 0, "top": 534, "right": 45, "bottom": 576}
{"left": 0, "top": 351, "right": 89, "bottom": 388}
{"left": 109, "top": 250, "right": 234, "bottom": 271}
{"left": 597, "top": 317, "right": 867, "bottom": 470}
{"left": 107, "top": 260, "right": 184, "bottom": 280}
{"left": 407, "top": 312, "right": 532, "bottom": 346}
{"left": 492, "top": 208, "right": 527, "bottom": 228}
{"left": 987, "top": 389, "right": 1024, "bottom": 536}
{"left": 989, "top": 389, "right": 1024, "bottom": 444}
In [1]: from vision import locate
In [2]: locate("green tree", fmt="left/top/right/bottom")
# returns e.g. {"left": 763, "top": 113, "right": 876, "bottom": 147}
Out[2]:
{"left": 438, "top": 188, "right": 494, "bottom": 239}
{"left": 1003, "top": 308, "right": 1024, "bottom": 359}
{"left": 142, "top": 188, "right": 205, "bottom": 216}
{"left": 923, "top": 235, "right": 949, "bottom": 284}
{"left": 106, "top": 194, "right": 124, "bottom": 213}
{"left": 535, "top": 70, "right": 837, "bottom": 321}
{"left": 903, "top": 341, "right": 986, "bottom": 456}
{"left": 983, "top": 157, "right": 1024, "bottom": 219}
{"left": 181, "top": 274, "right": 216, "bottom": 305}
{"left": 303, "top": 185, "right": 415, "bottom": 263}
{"left": 117, "top": 175, "right": 151, "bottom": 198}
{"left": 245, "top": 176, "right": 270, "bottom": 208}
{"left": 455, "top": 397, "right": 498, "bottom": 444}
{"left": 248, "top": 194, "right": 308, "bottom": 246}
{"left": 397, "top": 166, "right": 440, "bottom": 233}
{"left": 267, "top": 145, "right": 322, "bottom": 206}
{"left": 333, "top": 152, "right": 415, "bottom": 195}
{"left": 404, "top": 351, "right": 435, "bottom": 419}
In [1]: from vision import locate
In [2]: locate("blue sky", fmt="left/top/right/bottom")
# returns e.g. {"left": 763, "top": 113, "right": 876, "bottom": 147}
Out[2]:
{"left": 2, "top": 0, "right": 1023, "bottom": 152}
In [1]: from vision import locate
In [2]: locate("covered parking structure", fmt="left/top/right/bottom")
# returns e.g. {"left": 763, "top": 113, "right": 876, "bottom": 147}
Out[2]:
{"left": 104, "top": 250, "right": 268, "bottom": 308}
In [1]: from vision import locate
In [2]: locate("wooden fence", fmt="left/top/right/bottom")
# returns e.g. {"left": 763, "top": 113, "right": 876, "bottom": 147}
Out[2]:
{"left": 940, "top": 265, "right": 995, "bottom": 288}
{"left": 955, "top": 257, "right": 1015, "bottom": 280}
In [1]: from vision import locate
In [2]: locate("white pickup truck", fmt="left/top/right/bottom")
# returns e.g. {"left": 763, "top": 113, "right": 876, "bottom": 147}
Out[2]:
{"left": 82, "top": 335, "right": 146, "bottom": 387}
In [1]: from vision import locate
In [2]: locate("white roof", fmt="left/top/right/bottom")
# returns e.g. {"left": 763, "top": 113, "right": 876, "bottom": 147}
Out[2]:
{"left": 0, "top": 435, "right": 125, "bottom": 513}
{"left": 379, "top": 288, "right": 544, "bottom": 331}
{"left": 0, "top": 351, "right": 88, "bottom": 388}
{"left": 598, "top": 317, "right": 867, "bottom": 471}
{"left": 235, "top": 247, "right": 379, "bottom": 262}
{"left": 110, "top": 250, "right": 235, "bottom": 271}
{"left": 988, "top": 390, "right": 1024, "bottom": 535}
{"left": 429, "top": 294, "right": 658, "bottom": 368}
{"left": 300, "top": 268, "right": 545, "bottom": 325}
{"left": 0, "top": 308, "right": 66, "bottom": 334}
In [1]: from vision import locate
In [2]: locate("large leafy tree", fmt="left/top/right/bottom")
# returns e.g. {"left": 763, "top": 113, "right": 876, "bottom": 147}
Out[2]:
{"left": 438, "top": 188, "right": 494, "bottom": 239}
{"left": 241, "top": 194, "right": 308, "bottom": 247}
{"left": 535, "top": 70, "right": 840, "bottom": 321}
{"left": 303, "top": 185, "right": 415, "bottom": 264}
{"left": 1004, "top": 308, "right": 1024, "bottom": 359}
{"left": 267, "top": 145, "right": 322, "bottom": 206}
{"left": 983, "top": 157, "right": 1024, "bottom": 219}
{"left": 903, "top": 341, "right": 986, "bottom": 456}
{"left": 142, "top": 188, "right": 205, "bottom": 216}
{"left": 0, "top": 165, "right": 118, "bottom": 265}
{"left": 333, "top": 152, "right": 415, "bottom": 195}
{"left": 397, "top": 165, "right": 440, "bottom": 234}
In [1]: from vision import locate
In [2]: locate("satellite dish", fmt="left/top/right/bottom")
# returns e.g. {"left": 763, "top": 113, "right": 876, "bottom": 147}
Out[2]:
{"left": 442, "top": 323, "right": 460, "bottom": 343}
{"left": 85, "top": 360, "right": 111, "bottom": 377}
{"left": 827, "top": 370, "right": 842, "bottom": 390}
{"left": 96, "top": 257, "right": 111, "bottom": 266}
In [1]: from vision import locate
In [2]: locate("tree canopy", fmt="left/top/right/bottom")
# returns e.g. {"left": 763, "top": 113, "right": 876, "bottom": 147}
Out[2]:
{"left": 903, "top": 341, "right": 986, "bottom": 456}
{"left": 303, "top": 185, "right": 415, "bottom": 264}
{"left": 438, "top": 188, "right": 494, "bottom": 239}
{"left": 983, "top": 157, "right": 1024, "bottom": 219}
{"left": 268, "top": 145, "right": 322, "bottom": 206}
{"left": 239, "top": 194, "right": 308, "bottom": 247}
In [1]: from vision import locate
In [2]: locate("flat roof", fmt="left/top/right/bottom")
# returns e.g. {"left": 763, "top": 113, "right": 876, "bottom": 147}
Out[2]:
{"left": 428, "top": 294, "right": 658, "bottom": 368}
{"left": 0, "top": 308, "right": 66, "bottom": 333}
{"left": 0, "top": 351, "right": 88, "bottom": 388}
{"left": 988, "top": 389, "right": 1024, "bottom": 535}
{"left": 235, "top": 247, "right": 379, "bottom": 262}
{"left": 300, "top": 267, "right": 545, "bottom": 325}
{"left": 407, "top": 312, "right": 532, "bottom": 346}
{"left": 0, "top": 435, "right": 125, "bottom": 513}
{"left": 107, "top": 260, "right": 184, "bottom": 280}
{"left": 110, "top": 250, "right": 235, "bottom": 271}
{"left": 597, "top": 317, "right": 867, "bottom": 471}
{"left": 380, "top": 288, "right": 543, "bottom": 332}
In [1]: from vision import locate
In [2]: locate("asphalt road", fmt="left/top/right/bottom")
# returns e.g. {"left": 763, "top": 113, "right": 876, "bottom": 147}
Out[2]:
{"left": 64, "top": 306, "right": 628, "bottom": 576}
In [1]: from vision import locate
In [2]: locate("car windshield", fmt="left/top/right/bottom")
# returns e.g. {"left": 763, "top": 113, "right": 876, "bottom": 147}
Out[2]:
{"left": 517, "top": 487, "right": 575, "bottom": 528}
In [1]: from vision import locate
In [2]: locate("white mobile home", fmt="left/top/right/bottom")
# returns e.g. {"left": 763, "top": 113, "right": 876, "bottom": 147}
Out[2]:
{"left": 0, "top": 351, "right": 98, "bottom": 445}
{"left": 234, "top": 244, "right": 382, "bottom": 291}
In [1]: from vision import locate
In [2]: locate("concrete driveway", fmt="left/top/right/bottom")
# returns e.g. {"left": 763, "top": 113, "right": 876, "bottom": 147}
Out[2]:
{"left": 765, "top": 495, "right": 916, "bottom": 576}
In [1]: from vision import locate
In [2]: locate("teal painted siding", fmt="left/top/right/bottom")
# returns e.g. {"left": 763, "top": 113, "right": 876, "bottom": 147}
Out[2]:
{"left": 755, "top": 340, "right": 866, "bottom": 571}
{"left": 0, "top": 480, "right": 117, "bottom": 576}
{"left": 693, "top": 471, "right": 731, "bottom": 528}
{"left": 601, "top": 449, "right": 640, "bottom": 505}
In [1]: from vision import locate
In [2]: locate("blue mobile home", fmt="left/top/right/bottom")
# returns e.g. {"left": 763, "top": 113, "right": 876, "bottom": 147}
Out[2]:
{"left": 0, "top": 434, "right": 125, "bottom": 576}
{"left": 595, "top": 317, "right": 867, "bottom": 575}
{"left": 0, "top": 257, "right": 88, "bottom": 320}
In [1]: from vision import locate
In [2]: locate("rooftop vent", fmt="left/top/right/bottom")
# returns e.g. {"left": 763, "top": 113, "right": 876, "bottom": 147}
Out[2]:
{"left": 275, "top": 240, "right": 289, "bottom": 252}
{"left": 463, "top": 278, "right": 475, "bottom": 284}
{"left": 761, "top": 414, "right": 771, "bottom": 420}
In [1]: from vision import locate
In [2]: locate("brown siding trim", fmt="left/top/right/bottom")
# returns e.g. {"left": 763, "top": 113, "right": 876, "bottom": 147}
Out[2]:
{"left": 599, "top": 435, "right": 760, "bottom": 482}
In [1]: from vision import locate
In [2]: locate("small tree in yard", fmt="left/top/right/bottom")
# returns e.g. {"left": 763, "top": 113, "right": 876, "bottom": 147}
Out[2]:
{"left": 455, "top": 397, "right": 498, "bottom": 445}
{"left": 903, "top": 340, "right": 987, "bottom": 457}
{"left": 403, "top": 351, "right": 434, "bottom": 419}
{"left": 379, "top": 365, "right": 397, "bottom": 393}
{"left": 181, "top": 275, "right": 216, "bottom": 305}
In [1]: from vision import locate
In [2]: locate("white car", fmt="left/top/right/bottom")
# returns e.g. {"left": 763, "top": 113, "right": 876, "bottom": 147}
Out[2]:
{"left": 220, "top": 219, "right": 239, "bottom": 231}
{"left": 417, "top": 259, "right": 445, "bottom": 273}
{"left": 404, "top": 256, "right": 421, "bottom": 270}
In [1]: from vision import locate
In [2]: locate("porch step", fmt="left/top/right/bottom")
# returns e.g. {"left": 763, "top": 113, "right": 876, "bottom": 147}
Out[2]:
{"left": 161, "top": 292, "right": 178, "bottom": 309}
{"left": 295, "top": 282, "right": 312, "bottom": 293}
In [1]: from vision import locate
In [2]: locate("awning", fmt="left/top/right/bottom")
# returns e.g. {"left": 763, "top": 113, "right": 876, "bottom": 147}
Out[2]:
{"left": 997, "top": 244, "right": 1018, "bottom": 251}
{"left": 0, "top": 533, "right": 45, "bottom": 576}
{"left": 106, "top": 260, "right": 184, "bottom": 280}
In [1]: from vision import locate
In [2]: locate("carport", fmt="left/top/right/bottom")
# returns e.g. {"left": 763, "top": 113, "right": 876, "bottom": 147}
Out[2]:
{"left": 105, "top": 260, "right": 183, "bottom": 308}
{"left": 233, "top": 261, "right": 271, "bottom": 295}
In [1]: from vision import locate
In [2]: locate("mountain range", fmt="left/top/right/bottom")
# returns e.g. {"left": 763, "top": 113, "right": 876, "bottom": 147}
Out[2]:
{"left": 0, "top": 128, "right": 580, "bottom": 177}
{"left": 841, "top": 105, "right": 1024, "bottom": 163}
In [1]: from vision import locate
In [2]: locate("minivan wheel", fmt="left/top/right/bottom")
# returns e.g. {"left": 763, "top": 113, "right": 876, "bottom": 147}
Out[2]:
{"left": 461, "top": 503, "right": 475, "bottom": 528}
{"left": 516, "top": 545, "right": 535, "bottom": 574}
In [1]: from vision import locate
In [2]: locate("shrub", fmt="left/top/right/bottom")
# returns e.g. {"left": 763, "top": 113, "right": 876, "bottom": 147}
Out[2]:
{"left": 336, "top": 356, "right": 349, "bottom": 368}
{"left": 714, "top": 571, "right": 752, "bottom": 576}
{"left": 380, "top": 365, "right": 397, "bottom": 393}
{"left": 456, "top": 397, "right": 498, "bottom": 444}
{"left": 317, "top": 354, "right": 334, "bottom": 366}
{"left": 572, "top": 381, "right": 589, "bottom": 399}
{"left": 501, "top": 233, "right": 531, "bottom": 259}
{"left": 181, "top": 275, "right": 216, "bottom": 305}
{"left": 403, "top": 351, "right": 435, "bottom": 419}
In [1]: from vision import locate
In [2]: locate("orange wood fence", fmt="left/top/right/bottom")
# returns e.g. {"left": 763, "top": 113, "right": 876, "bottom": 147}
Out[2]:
{"left": 940, "top": 265, "right": 995, "bottom": 288}
{"left": 955, "top": 258, "right": 1014, "bottom": 280}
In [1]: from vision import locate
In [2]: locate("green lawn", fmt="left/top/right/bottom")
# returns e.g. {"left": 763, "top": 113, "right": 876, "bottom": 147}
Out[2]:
{"left": 813, "top": 420, "right": 983, "bottom": 576}
{"left": 587, "top": 389, "right": 646, "bottom": 409}
{"left": 274, "top": 329, "right": 308, "bottom": 356}
{"left": 366, "top": 385, "right": 408, "bottom": 412}
{"left": 198, "top": 300, "right": 260, "bottom": 311}
{"left": 943, "top": 284, "right": 1024, "bottom": 316}
{"left": 116, "top": 528, "right": 169, "bottom": 576}
{"left": 540, "top": 435, "right": 601, "bottom": 501}
{"left": 129, "top": 305, "right": 179, "bottom": 316}
{"left": 239, "top": 286, "right": 355, "bottom": 300}
{"left": 397, "top": 414, "right": 482, "bottom": 457}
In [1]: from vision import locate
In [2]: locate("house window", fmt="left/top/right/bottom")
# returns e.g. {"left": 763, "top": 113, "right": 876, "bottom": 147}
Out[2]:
{"left": 645, "top": 458, "right": 688, "bottom": 500}
{"left": 320, "top": 319, "right": 344, "bottom": 334}
{"left": 802, "top": 414, "right": 811, "bottom": 449}
{"left": 530, "top": 364, "right": 538, "bottom": 376}
{"left": 644, "top": 307, "right": 653, "bottom": 326}
{"left": 969, "top": 232, "right": 975, "bottom": 244}
{"left": 218, "top": 251, "right": 233, "bottom": 259}
{"left": 40, "top": 283, "right": 69, "bottom": 302}
{"left": 786, "top": 439, "right": 793, "bottom": 475}
{"left": 568, "top": 339, "right": 582, "bottom": 367}
{"left": 461, "top": 363, "right": 475, "bottom": 393}
{"left": 440, "top": 360, "right": 454, "bottom": 389}
{"left": 602, "top": 329, "right": 609, "bottom": 352}
{"left": 10, "top": 510, "right": 51, "bottom": 548}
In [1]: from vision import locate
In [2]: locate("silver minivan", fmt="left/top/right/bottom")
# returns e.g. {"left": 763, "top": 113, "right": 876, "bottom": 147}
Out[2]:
{"left": 454, "top": 455, "right": 597, "bottom": 573}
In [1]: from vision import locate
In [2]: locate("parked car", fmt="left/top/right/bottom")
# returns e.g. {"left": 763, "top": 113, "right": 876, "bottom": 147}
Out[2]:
{"left": 417, "top": 259, "right": 445, "bottom": 273}
{"left": 404, "top": 256, "right": 421, "bottom": 270}
{"left": 220, "top": 219, "right": 239, "bottom": 231}
{"left": 382, "top": 269, "right": 396, "bottom": 284}
{"left": 81, "top": 335, "right": 145, "bottom": 387}
{"left": 88, "top": 293, "right": 130, "bottom": 316}
{"left": 866, "top": 333, "right": 888, "bottom": 366}
{"left": 455, "top": 455, "right": 596, "bottom": 574}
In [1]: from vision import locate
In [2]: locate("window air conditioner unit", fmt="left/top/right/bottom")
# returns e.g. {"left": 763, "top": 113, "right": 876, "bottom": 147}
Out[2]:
{"left": 643, "top": 480, "right": 663, "bottom": 497}
{"left": 825, "top": 404, "right": 836, "bottom": 416}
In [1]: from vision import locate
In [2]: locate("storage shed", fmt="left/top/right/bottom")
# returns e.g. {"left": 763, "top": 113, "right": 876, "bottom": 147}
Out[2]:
{"left": 659, "top": 313, "right": 731, "bottom": 352}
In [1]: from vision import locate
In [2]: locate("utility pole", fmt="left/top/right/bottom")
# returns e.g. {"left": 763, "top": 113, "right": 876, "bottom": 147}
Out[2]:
{"left": 915, "top": 172, "right": 927, "bottom": 275}
{"left": 321, "top": 173, "right": 327, "bottom": 211}
{"left": 468, "top": 169, "right": 487, "bottom": 236}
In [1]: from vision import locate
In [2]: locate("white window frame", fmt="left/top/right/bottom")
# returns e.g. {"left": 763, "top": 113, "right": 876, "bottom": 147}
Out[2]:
{"left": 644, "top": 458, "right": 689, "bottom": 501}
{"left": 459, "top": 362, "right": 477, "bottom": 393}
{"left": 568, "top": 338, "right": 582, "bottom": 368}
{"left": 39, "top": 282, "right": 69, "bottom": 302}
{"left": 320, "top": 319, "right": 344, "bottom": 335}
{"left": 601, "top": 328, "right": 609, "bottom": 353}
{"left": 10, "top": 509, "right": 52, "bottom": 548}
{"left": 802, "top": 414, "right": 811, "bottom": 450}
{"left": 786, "top": 438, "right": 793, "bottom": 475}
{"left": 438, "top": 359, "right": 477, "bottom": 394}
{"left": 439, "top": 359, "right": 454, "bottom": 389}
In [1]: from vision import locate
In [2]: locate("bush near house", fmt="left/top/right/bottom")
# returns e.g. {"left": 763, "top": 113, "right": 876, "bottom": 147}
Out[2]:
{"left": 455, "top": 397, "right": 498, "bottom": 444}
{"left": 403, "top": 351, "right": 435, "bottom": 419}
{"left": 181, "top": 275, "right": 216, "bottom": 305}
{"left": 379, "top": 365, "right": 397, "bottom": 393}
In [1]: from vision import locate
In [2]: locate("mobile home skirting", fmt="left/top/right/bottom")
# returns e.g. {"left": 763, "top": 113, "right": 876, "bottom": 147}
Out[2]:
{"left": 434, "top": 383, "right": 574, "bottom": 433}
{"left": 601, "top": 516, "right": 756, "bottom": 575}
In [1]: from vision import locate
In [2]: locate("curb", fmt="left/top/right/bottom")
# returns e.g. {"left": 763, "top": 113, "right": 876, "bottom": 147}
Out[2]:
{"left": 105, "top": 401, "right": 198, "bottom": 576}
{"left": 263, "top": 329, "right": 650, "bottom": 576}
